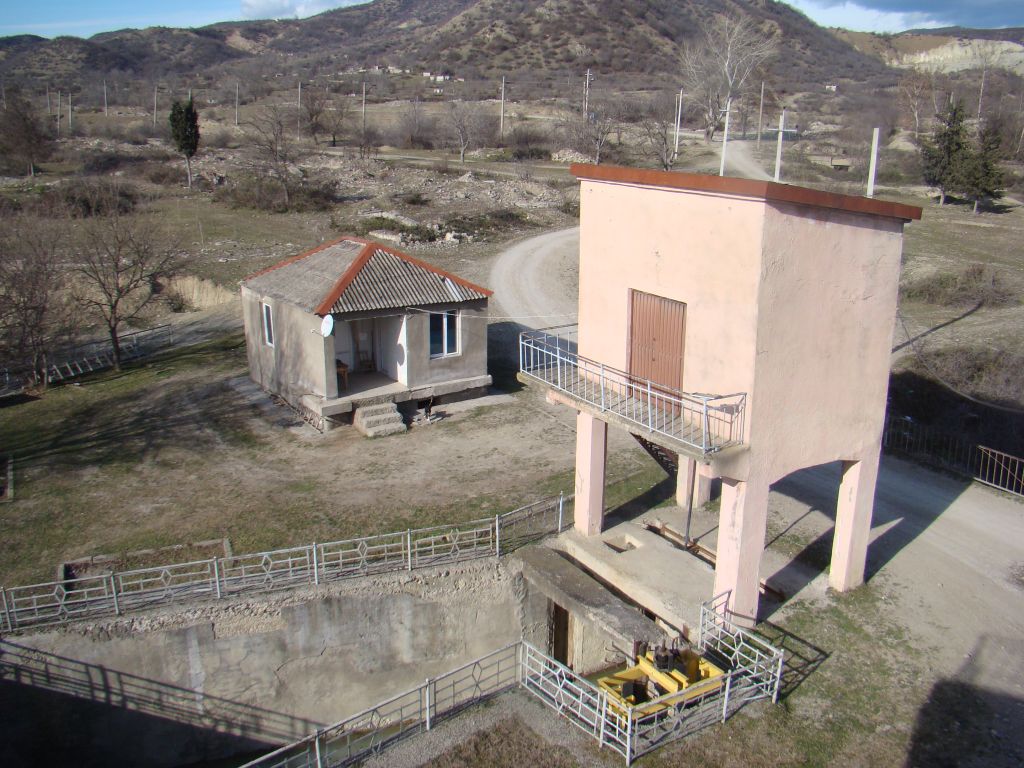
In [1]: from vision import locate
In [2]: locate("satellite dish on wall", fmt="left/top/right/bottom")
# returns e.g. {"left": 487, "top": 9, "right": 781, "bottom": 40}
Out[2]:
{"left": 319, "top": 314, "right": 335, "bottom": 337}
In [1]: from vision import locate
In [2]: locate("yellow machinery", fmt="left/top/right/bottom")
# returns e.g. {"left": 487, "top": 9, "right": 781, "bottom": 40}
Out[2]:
{"left": 597, "top": 643, "right": 726, "bottom": 718}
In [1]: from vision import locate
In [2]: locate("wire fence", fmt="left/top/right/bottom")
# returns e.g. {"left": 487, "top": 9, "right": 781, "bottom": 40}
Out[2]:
{"left": 240, "top": 595, "right": 783, "bottom": 767}
{"left": 0, "top": 325, "right": 173, "bottom": 398}
{"left": 0, "top": 495, "right": 572, "bottom": 634}
{"left": 882, "top": 415, "right": 1023, "bottom": 498}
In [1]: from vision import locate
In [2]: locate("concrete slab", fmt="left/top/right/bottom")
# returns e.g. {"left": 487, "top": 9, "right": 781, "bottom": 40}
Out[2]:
{"left": 515, "top": 547, "right": 668, "bottom": 658}
{"left": 550, "top": 513, "right": 716, "bottom": 639}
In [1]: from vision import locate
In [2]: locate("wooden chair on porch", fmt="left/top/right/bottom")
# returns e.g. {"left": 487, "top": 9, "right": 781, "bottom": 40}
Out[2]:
{"left": 335, "top": 360, "right": 349, "bottom": 391}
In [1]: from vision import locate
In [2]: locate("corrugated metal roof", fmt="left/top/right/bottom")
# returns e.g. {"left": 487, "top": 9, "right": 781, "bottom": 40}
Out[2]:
{"left": 329, "top": 248, "right": 488, "bottom": 313}
{"left": 242, "top": 237, "right": 491, "bottom": 316}
{"left": 244, "top": 239, "right": 363, "bottom": 312}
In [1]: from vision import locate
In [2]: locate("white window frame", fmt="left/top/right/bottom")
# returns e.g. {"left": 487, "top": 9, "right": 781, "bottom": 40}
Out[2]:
{"left": 261, "top": 301, "right": 274, "bottom": 347}
{"left": 429, "top": 309, "right": 459, "bottom": 359}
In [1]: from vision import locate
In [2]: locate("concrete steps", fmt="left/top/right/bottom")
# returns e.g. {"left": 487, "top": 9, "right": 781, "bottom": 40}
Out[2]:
{"left": 353, "top": 402, "right": 407, "bottom": 438}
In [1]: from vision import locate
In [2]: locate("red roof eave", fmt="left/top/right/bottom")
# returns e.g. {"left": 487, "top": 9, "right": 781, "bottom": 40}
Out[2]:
{"left": 571, "top": 164, "right": 923, "bottom": 222}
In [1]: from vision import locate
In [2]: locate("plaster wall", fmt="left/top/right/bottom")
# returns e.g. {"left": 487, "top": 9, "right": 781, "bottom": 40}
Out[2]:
{"left": 377, "top": 314, "right": 408, "bottom": 385}
{"left": 749, "top": 203, "right": 905, "bottom": 485}
{"left": 1, "top": 561, "right": 539, "bottom": 768}
{"left": 241, "top": 286, "right": 335, "bottom": 404}
{"left": 576, "top": 181, "right": 764, "bottom": 421}
{"left": 403, "top": 301, "right": 489, "bottom": 389}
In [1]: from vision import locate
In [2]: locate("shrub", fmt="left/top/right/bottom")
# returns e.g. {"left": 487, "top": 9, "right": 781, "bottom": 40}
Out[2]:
{"left": 900, "top": 264, "right": 1015, "bottom": 307}
{"left": 36, "top": 178, "right": 139, "bottom": 217}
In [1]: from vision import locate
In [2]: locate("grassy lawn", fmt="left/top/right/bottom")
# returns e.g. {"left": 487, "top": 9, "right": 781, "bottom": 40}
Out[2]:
{"left": 0, "top": 334, "right": 655, "bottom": 587}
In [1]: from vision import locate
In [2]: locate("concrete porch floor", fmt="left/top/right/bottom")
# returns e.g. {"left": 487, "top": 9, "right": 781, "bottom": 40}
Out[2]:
{"left": 546, "top": 500, "right": 820, "bottom": 639}
{"left": 304, "top": 373, "right": 410, "bottom": 417}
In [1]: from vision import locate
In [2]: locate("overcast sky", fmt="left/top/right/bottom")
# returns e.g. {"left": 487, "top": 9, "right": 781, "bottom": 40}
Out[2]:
{"left": 1, "top": 1, "right": 1022, "bottom": 40}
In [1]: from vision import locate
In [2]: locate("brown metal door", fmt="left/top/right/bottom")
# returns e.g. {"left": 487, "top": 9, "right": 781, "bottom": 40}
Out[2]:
{"left": 629, "top": 290, "right": 685, "bottom": 391}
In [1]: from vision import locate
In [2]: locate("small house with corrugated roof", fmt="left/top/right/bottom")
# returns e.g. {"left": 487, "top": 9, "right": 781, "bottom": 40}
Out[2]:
{"left": 241, "top": 237, "right": 492, "bottom": 432}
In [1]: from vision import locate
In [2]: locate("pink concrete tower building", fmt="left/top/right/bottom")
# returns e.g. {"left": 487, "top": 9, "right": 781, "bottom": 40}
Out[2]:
{"left": 519, "top": 165, "right": 922, "bottom": 622}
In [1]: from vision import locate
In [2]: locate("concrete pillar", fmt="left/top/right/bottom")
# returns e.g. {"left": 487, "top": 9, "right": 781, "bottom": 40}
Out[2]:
{"left": 323, "top": 332, "right": 338, "bottom": 399}
{"left": 574, "top": 412, "right": 607, "bottom": 536}
{"left": 676, "top": 458, "right": 713, "bottom": 508}
{"left": 829, "top": 451, "right": 880, "bottom": 592}
{"left": 712, "top": 476, "right": 769, "bottom": 625}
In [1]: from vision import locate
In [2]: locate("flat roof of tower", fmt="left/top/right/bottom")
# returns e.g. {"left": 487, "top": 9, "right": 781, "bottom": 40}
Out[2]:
{"left": 571, "top": 164, "right": 923, "bottom": 222}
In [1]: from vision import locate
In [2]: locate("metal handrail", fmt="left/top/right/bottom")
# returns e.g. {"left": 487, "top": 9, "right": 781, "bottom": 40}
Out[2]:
{"left": 239, "top": 598, "right": 784, "bottom": 768}
{"left": 0, "top": 494, "right": 573, "bottom": 634}
{"left": 519, "top": 326, "right": 746, "bottom": 454}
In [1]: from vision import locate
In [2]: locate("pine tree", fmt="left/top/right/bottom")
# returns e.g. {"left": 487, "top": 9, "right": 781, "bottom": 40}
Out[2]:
{"left": 920, "top": 100, "right": 970, "bottom": 205}
{"left": 962, "top": 118, "right": 1005, "bottom": 214}
{"left": 169, "top": 99, "right": 200, "bottom": 189}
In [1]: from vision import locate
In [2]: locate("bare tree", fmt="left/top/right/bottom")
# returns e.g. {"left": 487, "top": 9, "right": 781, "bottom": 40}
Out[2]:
{"left": 0, "top": 216, "right": 73, "bottom": 383}
{"left": 681, "top": 14, "right": 778, "bottom": 142}
{"left": 246, "top": 105, "right": 309, "bottom": 208}
{"left": 899, "top": 72, "right": 930, "bottom": 138}
{"left": 632, "top": 93, "right": 679, "bottom": 171}
{"left": 302, "top": 87, "right": 329, "bottom": 146}
{"left": 445, "top": 101, "right": 488, "bottom": 163}
{"left": 563, "top": 99, "right": 619, "bottom": 165}
{"left": 974, "top": 41, "right": 1004, "bottom": 120}
{"left": 323, "top": 92, "right": 352, "bottom": 148}
{"left": 396, "top": 99, "right": 437, "bottom": 149}
{"left": 75, "top": 208, "right": 186, "bottom": 370}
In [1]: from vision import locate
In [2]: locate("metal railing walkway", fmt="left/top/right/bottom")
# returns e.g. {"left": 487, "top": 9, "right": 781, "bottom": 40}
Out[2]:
{"left": 519, "top": 326, "right": 745, "bottom": 455}
{"left": 239, "top": 594, "right": 783, "bottom": 767}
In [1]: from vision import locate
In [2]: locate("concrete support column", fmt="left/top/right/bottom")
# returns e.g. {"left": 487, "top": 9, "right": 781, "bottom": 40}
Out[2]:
{"left": 712, "top": 476, "right": 769, "bottom": 625}
{"left": 322, "top": 332, "right": 339, "bottom": 399}
{"left": 574, "top": 412, "right": 607, "bottom": 536}
{"left": 676, "top": 458, "right": 713, "bottom": 508}
{"left": 829, "top": 451, "right": 880, "bottom": 592}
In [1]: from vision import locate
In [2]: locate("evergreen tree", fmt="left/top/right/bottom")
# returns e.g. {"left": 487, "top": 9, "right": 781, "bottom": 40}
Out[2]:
{"left": 962, "top": 118, "right": 1005, "bottom": 214}
{"left": 920, "top": 100, "right": 970, "bottom": 205}
{"left": 169, "top": 99, "right": 200, "bottom": 189}
{"left": 0, "top": 90, "right": 52, "bottom": 176}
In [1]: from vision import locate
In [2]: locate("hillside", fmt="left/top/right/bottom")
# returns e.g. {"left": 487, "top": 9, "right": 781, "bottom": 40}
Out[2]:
{"left": 834, "top": 27, "right": 1024, "bottom": 76}
{"left": 0, "top": 0, "right": 889, "bottom": 88}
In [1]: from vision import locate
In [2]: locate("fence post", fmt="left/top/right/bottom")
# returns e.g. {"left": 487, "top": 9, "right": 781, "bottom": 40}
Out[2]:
{"left": 773, "top": 654, "right": 784, "bottom": 703}
{"left": 598, "top": 692, "right": 607, "bottom": 747}
{"left": 600, "top": 363, "right": 606, "bottom": 410}
{"left": 1, "top": 587, "right": 14, "bottom": 632}
{"left": 406, "top": 529, "right": 413, "bottom": 571}
{"left": 703, "top": 400, "right": 711, "bottom": 452}
{"left": 211, "top": 559, "right": 222, "bottom": 599}
{"left": 313, "top": 729, "right": 324, "bottom": 768}
{"left": 557, "top": 492, "right": 564, "bottom": 532}
{"left": 625, "top": 706, "right": 633, "bottom": 765}
{"left": 722, "top": 671, "right": 732, "bottom": 722}
{"left": 312, "top": 544, "right": 320, "bottom": 586}
{"left": 424, "top": 677, "right": 433, "bottom": 731}
{"left": 646, "top": 381, "right": 652, "bottom": 431}
{"left": 110, "top": 574, "right": 120, "bottom": 616}
{"left": 494, "top": 514, "right": 501, "bottom": 558}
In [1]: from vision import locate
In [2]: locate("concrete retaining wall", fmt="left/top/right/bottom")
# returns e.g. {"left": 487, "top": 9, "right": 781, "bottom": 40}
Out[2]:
{"left": 1, "top": 560, "right": 547, "bottom": 768}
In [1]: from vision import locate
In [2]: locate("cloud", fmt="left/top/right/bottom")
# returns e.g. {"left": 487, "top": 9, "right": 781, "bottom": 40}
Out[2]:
{"left": 787, "top": 1, "right": 1024, "bottom": 31}
{"left": 240, "top": 1, "right": 361, "bottom": 20}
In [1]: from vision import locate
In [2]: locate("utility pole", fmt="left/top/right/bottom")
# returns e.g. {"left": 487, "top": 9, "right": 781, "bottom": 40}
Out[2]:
{"left": 235, "top": 82, "right": 239, "bottom": 126}
{"left": 756, "top": 80, "right": 765, "bottom": 148}
{"left": 297, "top": 80, "right": 302, "bottom": 140}
{"left": 866, "top": 127, "right": 880, "bottom": 198}
{"left": 674, "top": 88, "right": 683, "bottom": 158}
{"left": 1, "top": 82, "right": 5, "bottom": 111}
{"left": 56, "top": 91, "right": 61, "bottom": 137}
{"left": 773, "top": 108, "right": 796, "bottom": 182}
{"left": 153, "top": 85, "right": 157, "bottom": 128}
{"left": 718, "top": 97, "right": 732, "bottom": 177}
{"left": 361, "top": 82, "right": 367, "bottom": 136}
{"left": 103, "top": 79, "right": 108, "bottom": 116}
{"left": 68, "top": 92, "right": 72, "bottom": 131}
{"left": 583, "top": 68, "right": 592, "bottom": 114}
{"left": 499, "top": 75, "right": 506, "bottom": 139}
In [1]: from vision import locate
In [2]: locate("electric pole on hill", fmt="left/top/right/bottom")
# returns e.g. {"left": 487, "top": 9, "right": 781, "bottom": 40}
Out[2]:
{"left": 361, "top": 82, "right": 367, "bottom": 136}
{"left": 756, "top": 80, "right": 765, "bottom": 148}
{"left": 583, "top": 68, "right": 593, "bottom": 114}
{"left": 718, "top": 98, "right": 733, "bottom": 177}
{"left": 499, "top": 76, "right": 506, "bottom": 139}
{"left": 297, "top": 81, "right": 302, "bottom": 140}
{"left": 674, "top": 88, "right": 683, "bottom": 159}
{"left": 773, "top": 108, "right": 797, "bottom": 182}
